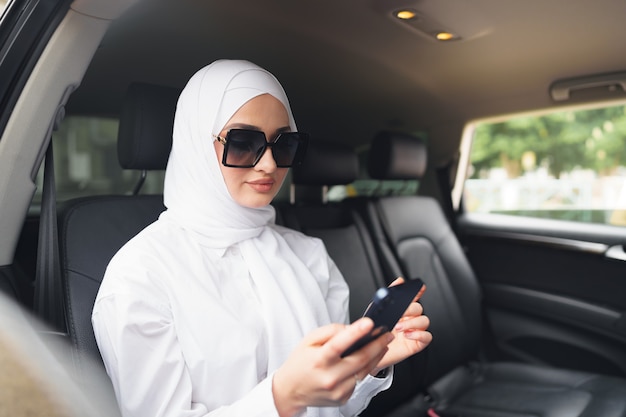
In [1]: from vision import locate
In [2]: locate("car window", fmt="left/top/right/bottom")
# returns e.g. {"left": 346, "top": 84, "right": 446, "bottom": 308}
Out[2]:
{"left": 327, "top": 145, "right": 421, "bottom": 202}
{"left": 36, "top": 116, "right": 423, "bottom": 204}
{"left": 33, "top": 115, "right": 165, "bottom": 203}
{"left": 328, "top": 179, "right": 419, "bottom": 202}
{"left": 462, "top": 103, "right": 626, "bottom": 226}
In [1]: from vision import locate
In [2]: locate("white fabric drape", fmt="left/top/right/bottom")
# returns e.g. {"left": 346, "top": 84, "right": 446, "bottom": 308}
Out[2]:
{"left": 162, "top": 59, "right": 329, "bottom": 378}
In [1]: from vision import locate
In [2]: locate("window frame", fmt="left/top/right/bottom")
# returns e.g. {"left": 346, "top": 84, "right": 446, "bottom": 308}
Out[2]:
{"left": 0, "top": 0, "right": 71, "bottom": 137}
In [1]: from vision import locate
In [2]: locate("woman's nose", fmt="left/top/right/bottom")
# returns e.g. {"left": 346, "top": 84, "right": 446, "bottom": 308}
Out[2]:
{"left": 254, "top": 146, "right": 277, "bottom": 172}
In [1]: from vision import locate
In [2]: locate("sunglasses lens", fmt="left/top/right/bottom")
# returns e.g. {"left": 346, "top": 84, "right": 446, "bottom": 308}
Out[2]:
{"left": 221, "top": 129, "right": 308, "bottom": 168}
{"left": 224, "top": 130, "right": 267, "bottom": 167}
{"left": 272, "top": 133, "right": 304, "bottom": 167}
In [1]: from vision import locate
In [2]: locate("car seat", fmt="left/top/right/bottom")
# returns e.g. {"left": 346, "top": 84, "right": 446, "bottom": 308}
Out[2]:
{"left": 283, "top": 139, "right": 431, "bottom": 417}
{"left": 53, "top": 83, "right": 178, "bottom": 382}
{"left": 359, "top": 130, "right": 626, "bottom": 416}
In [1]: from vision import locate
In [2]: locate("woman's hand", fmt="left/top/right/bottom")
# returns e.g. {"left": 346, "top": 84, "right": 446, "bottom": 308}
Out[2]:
{"left": 372, "top": 277, "right": 432, "bottom": 374}
{"left": 272, "top": 318, "right": 393, "bottom": 417}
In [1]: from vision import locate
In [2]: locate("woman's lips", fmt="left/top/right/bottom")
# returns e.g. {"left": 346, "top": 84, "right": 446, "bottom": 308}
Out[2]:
{"left": 247, "top": 178, "right": 275, "bottom": 192}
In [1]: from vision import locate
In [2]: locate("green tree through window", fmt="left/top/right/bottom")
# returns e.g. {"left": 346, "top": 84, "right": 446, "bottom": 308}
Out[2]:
{"left": 471, "top": 106, "right": 626, "bottom": 179}
{"left": 465, "top": 104, "right": 626, "bottom": 225}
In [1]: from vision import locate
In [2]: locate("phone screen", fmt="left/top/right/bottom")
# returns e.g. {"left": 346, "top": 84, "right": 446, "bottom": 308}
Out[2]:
{"left": 341, "top": 278, "right": 424, "bottom": 357}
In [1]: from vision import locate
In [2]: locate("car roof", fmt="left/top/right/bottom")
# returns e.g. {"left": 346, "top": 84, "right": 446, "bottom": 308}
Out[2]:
{"left": 66, "top": 0, "right": 626, "bottom": 159}
{"left": 1, "top": 0, "right": 626, "bottom": 266}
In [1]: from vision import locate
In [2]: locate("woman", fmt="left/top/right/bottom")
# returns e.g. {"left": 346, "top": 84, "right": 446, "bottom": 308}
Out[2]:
{"left": 92, "top": 59, "right": 431, "bottom": 417}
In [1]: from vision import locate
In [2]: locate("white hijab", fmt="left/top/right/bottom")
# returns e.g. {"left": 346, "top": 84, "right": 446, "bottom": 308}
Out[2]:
{"left": 161, "top": 60, "right": 331, "bottom": 377}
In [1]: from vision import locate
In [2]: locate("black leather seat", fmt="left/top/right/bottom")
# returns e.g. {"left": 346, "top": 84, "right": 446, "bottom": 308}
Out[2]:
{"left": 278, "top": 140, "right": 387, "bottom": 320}
{"left": 360, "top": 131, "right": 626, "bottom": 417}
{"left": 56, "top": 83, "right": 178, "bottom": 379}
{"left": 283, "top": 140, "right": 430, "bottom": 417}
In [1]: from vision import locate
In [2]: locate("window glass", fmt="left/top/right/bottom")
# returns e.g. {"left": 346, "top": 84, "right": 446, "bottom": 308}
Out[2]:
{"left": 33, "top": 116, "right": 165, "bottom": 203}
{"left": 463, "top": 104, "right": 626, "bottom": 226}
{"left": 327, "top": 180, "right": 419, "bottom": 202}
{"left": 328, "top": 179, "right": 418, "bottom": 201}
{"left": 327, "top": 148, "right": 420, "bottom": 202}
{"left": 39, "top": 117, "right": 421, "bottom": 204}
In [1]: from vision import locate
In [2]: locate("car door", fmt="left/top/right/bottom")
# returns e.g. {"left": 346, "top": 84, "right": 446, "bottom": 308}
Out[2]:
{"left": 455, "top": 104, "right": 626, "bottom": 378}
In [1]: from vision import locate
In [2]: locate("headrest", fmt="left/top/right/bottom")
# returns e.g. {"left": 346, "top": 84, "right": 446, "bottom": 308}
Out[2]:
{"left": 292, "top": 139, "right": 358, "bottom": 186}
{"left": 367, "top": 131, "right": 427, "bottom": 180}
{"left": 117, "top": 82, "right": 181, "bottom": 170}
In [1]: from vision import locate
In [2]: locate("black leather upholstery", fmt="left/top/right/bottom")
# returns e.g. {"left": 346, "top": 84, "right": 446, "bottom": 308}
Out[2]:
{"left": 362, "top": 130, "right": 626, "bottom": 416}
{"left": 292, "top": 139, "right": 358, "bottom": 186}
{"left": 373, "top": 195, "right": 483, "bottom": 381}
{"left": 282, "top": 140, "right": 380, "bottom": 319}
{"left": 367, "top": 131, "right": 427, "bottom": 180}
{"left": 286, "top": 140, "right": 430, "bottom": 417}
{"left": 58, "top": 196, "right": 165, "bottom": 366}
{"left": 117, "top": 82, "right": 180, "bottom": 170}
{"left": 430, "top": 362, "right": 626, "bottom": 416}
{"left": 57, "top": 83, "right": 176, "bottom": 377}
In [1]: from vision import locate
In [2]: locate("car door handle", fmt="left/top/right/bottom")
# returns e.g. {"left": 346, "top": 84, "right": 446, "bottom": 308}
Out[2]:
{"left": 605, "top": 245, "right": 626, "bottom": 261}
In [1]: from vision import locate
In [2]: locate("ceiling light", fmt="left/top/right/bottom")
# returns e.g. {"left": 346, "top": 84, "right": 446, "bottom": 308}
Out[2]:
{"left": 391, "top": 9, "right": 462, "bottom": 42}
{"left": 394, "top": 9, "right": 417, "bottom": 20}
{"left": 381, "top": 0, "right": 492, "bottom": 43}
{"left": 435, "top": 31, "right": 458, "bottom": 41}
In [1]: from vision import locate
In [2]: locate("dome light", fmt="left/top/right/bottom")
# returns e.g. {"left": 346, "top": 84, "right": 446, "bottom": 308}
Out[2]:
{"left": 435, "top": 31, "right": 458, "bottom": 41}
{"left": 394, "top": 9, "right": 417, "bottom": 20}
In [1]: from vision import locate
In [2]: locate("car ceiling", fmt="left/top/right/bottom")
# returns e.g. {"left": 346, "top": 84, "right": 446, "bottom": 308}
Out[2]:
{"left": 66, "top": 0, "right": 626, "bottom": 158}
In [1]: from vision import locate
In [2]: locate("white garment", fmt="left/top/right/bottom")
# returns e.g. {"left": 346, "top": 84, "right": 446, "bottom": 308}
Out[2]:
{"left": 93, "top": 220, "right": 390, "bottom": 417}
{"left": 92, "top": 60, "right": 391, "bottom": 417}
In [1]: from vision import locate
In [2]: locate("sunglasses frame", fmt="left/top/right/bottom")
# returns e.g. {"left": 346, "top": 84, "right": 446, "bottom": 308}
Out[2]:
{"left": 214, "top": 128, "right": 309, "bottom": 168}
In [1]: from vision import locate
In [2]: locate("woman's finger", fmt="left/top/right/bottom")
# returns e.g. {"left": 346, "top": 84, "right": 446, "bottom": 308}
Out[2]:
{"left": 395, "top": 314, "right": 430, "bottom": 332}
{"left": 321, "top": 318, "right": 375, "bottom": 360}
{"left": 401, "top": 301, "right": 424, "bottom": 317}
{"left": 388, "top": 276, "right": 405, "bottom": 287}
{"left": 302, "top": 323, "right": 348, "bottom": 346}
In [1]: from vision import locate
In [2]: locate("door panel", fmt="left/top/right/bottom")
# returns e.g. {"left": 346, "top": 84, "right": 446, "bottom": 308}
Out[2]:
{"left": 457, "top": 212, "right": 626, "bottom": 377}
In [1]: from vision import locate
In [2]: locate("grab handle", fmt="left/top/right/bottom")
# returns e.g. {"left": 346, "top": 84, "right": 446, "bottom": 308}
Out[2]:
{"left": 550, "top": 72, "right": 626, "bottom": 101}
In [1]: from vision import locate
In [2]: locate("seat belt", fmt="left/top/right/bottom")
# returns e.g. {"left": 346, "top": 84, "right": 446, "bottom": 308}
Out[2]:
{"left": 435, "top": 161, "right": 458, "bottom": 235}
{"left": 34, "top": 140, "right": 66, "bottom": 333}
{"left": 436, "top": 160, "right": 498, "bottom": 364}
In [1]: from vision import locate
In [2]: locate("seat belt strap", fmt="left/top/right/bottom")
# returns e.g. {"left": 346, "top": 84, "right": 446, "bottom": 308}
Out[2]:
{"left": 34, "top": 141, "right": 66, "bottom": 333}
{"left": 436, "top": 161, "right": 458, "bottom": 235}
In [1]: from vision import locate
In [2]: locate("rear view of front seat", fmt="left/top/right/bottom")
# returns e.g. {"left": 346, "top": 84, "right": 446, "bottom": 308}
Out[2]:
{"left": 283, "top": 140, "right": 431, "bottom": 417}
{"left": 55, "top": 83, "right": 178, "bottom": 383}
{"left": 359, "top": 131, "right": 626, "bottom": 417}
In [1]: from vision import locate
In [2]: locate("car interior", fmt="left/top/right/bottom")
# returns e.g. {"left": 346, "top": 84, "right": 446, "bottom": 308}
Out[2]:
{"left": 2, "top": 0, "right": 626, "bottom": 415}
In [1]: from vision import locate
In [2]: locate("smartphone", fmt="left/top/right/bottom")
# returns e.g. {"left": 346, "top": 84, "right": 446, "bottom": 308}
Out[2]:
{"left": 341, "top": 278, "right": 425, "bottom": 357}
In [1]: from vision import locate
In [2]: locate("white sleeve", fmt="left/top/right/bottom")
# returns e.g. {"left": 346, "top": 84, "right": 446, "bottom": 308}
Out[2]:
{"left": 339, "top": 369, "right": 394, "bottom": 417}
{"left": 324, "top": 255, "right": 351, "bottom": 325}
{"left": 92, "top": 294, "right": 280, "bottom": 417}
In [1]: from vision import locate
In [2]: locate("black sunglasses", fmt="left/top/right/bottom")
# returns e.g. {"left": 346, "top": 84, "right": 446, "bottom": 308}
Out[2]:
{"left": 214, "top": 129, "right": 309, "bottom": 168}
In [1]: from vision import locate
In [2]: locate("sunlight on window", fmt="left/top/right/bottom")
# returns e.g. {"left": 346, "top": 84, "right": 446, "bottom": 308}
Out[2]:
{"left": 464, "top": 104, "right": 626, "bottom": 226}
